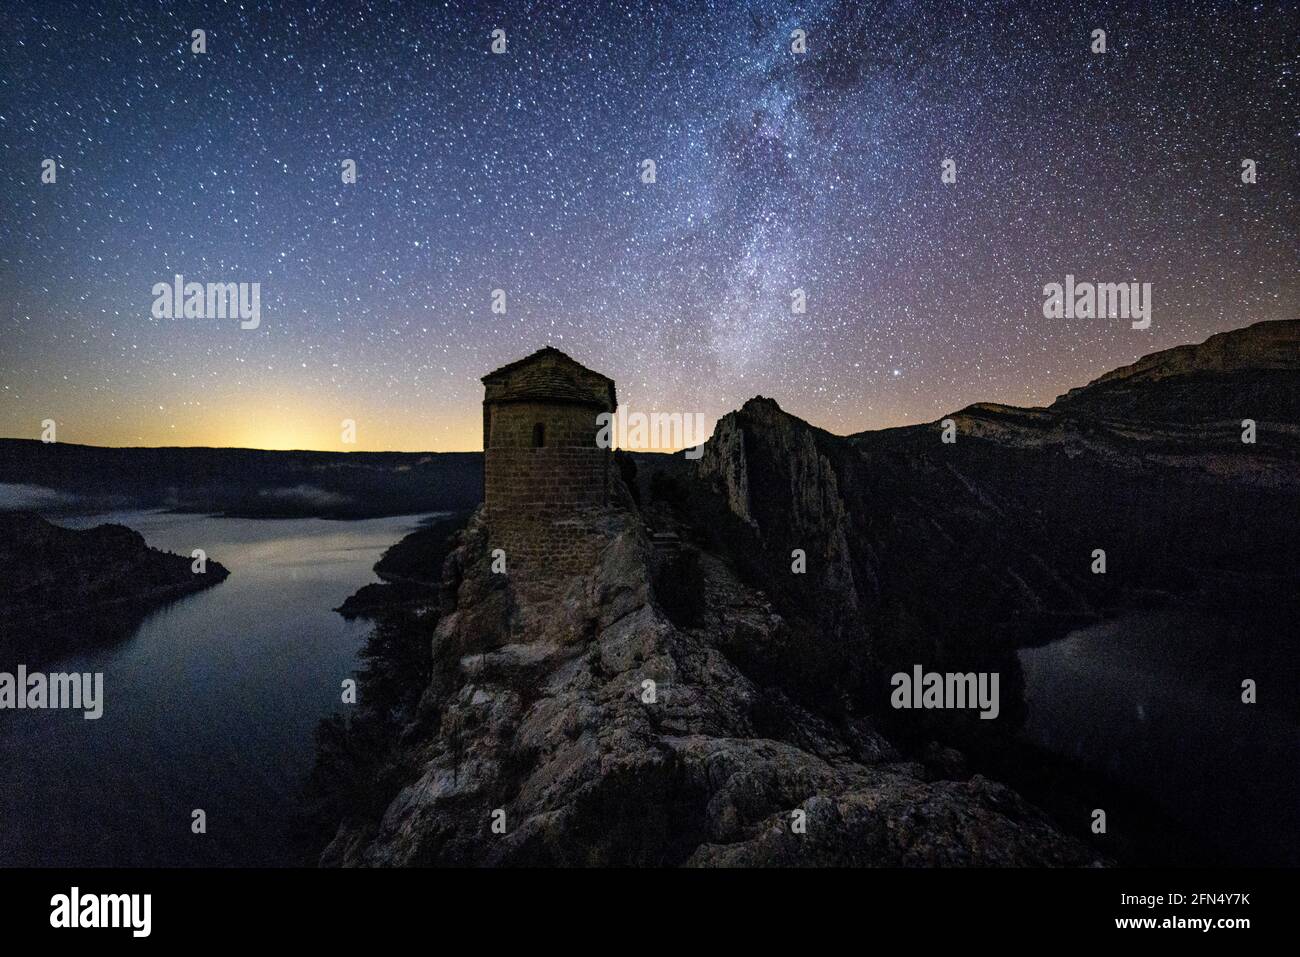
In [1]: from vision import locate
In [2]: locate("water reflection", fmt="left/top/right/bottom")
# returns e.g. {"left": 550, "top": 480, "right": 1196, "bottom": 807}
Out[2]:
{"left": 0, "top": 510, "right": 431, "bottom": 866}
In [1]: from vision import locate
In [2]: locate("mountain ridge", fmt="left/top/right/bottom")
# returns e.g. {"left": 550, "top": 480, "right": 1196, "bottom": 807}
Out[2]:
{"left": 309, "top": 319, "right": 1299, "bottom": 867}
{"left": 1056, "top": 318, "right": 1299, "bottom": 400}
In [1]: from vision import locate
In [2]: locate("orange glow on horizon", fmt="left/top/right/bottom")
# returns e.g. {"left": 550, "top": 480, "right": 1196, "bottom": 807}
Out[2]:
{"left": 1, "top": 400, "right": 484, "bottom": 453}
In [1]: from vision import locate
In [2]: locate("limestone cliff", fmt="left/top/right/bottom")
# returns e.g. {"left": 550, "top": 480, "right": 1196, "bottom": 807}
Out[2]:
{"left": 321, "top": 502, "right": 1097, "bottom": 867}
{"left": 317, "top": 320, "right": 1299, "bottom": 867}
{"left": 1052, "top": 318, "right": 1300, "bottom": 426}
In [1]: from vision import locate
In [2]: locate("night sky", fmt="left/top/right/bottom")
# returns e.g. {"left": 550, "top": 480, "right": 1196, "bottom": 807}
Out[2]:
{"left": 1, "top": 0, "right": 1295, "bottom": 451}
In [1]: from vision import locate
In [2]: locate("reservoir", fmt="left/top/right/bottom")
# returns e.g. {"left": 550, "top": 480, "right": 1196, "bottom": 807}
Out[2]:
{"left": 0, "top": 510, "right": 432, "bottom": 866}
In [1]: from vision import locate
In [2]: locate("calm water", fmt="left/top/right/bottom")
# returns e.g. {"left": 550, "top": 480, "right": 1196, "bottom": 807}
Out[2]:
{"left": 1019, "top": 610, "right": 1300, "bottom": 866}
{"left": 0, "top": 510, "right": 432, "bottom": 867}
{"left": 4, "top": 512, "right": 1293, "bottom": 867}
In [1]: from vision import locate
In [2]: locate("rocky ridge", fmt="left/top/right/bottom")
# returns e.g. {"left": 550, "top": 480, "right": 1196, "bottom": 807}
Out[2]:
{"left": 317, "top": 319, "right": 1298, "bottom": 867}
{"left": 322, "top": 503, "right": 1099, "bottom": 866}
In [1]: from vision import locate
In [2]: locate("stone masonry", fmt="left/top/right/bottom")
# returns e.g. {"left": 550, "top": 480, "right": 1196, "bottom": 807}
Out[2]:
{"left": 481, "top": 347, "right": 617, "bottom": 578}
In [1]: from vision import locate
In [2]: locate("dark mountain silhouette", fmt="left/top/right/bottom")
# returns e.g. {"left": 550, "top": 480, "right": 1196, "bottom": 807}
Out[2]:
{"left": 0, "top": 444, "right": 482, "bottom": 519}
{"left": 0, "top": 512, "right": 229, "bottom": 666}
{"left": 1053, "top": 318, "right": 1300, "bottom": 423}
{"left": 310, "top": 319, "right": 1298, "bottom": 867}
{"left": 702, "top": 319, "right": 1299, "bottom": 677}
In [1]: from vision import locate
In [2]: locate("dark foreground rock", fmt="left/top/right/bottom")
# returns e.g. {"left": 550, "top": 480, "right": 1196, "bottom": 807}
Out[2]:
{"left": 0, "top": 511, "right": 229, "bottom": 663}
{"left": 312, "top": 320, "right": 1297, "bottom": 867}
{"left": 334, "top": 512, "right": 471, "bottom": 619}
{"left": 317, "top": 507, "right": 1098, "bottom": 867}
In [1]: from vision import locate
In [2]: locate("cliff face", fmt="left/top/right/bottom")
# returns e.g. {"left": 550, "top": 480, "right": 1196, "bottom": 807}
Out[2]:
{"left": 696, "top": 396, "right": 874, "bottom": 693}
{"left": 1067, "top": 319, "right": 1298, "bottom": 388}
{"left": 697, "top": 397, "right": 1106, "bottom": 673}
{"left": 322, "top": 507, "right": 1098, "bottom": 866}
{"left": 1052, "top": 318, "right": 1300, "bottom": 426}
{"left": 318, "top": 319, "right": 1298, "bottom": 867}
{"left": 689, "top": 320, "right": 1299, "bottom": 765}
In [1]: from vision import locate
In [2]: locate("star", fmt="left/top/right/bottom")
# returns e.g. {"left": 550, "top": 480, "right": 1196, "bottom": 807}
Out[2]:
{"left": 0, "top": 0, "right": 1293, "bottom": 450}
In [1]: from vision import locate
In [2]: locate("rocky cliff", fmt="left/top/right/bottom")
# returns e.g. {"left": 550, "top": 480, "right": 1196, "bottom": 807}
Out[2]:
{"left": 315, "top": 319, "right": 1298, "bottom": 867}
{"left": 706, "top": 321, "right": 1299, "bottom": 671}
{"left": 320, "top": 505, "right": 1097, "bottom": 866}
{"left": 1054, "top": 318, "right": 1300, "bottom": 424}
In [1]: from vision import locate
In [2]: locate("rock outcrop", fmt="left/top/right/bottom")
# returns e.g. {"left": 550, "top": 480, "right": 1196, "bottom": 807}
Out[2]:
{"left": 321, "top": 502, "right": 1098, "bottom": 867}
{"left": 317, "top": 319, "right": 1298, "bottom": 867}
{"left": 0, "top": 512, "right": 229, "bottom": 663}
{"left": 1053, "top": 318, "right": 1300, "bottom": 425}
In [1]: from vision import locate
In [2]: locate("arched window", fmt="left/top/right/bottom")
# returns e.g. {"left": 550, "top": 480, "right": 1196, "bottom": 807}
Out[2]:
{"left": 532, "top": 423, "right": 545, "bottom": 448}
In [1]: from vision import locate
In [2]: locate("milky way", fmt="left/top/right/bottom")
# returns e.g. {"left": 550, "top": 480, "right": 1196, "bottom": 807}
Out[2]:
{"left": 1, "top": 0, "right": 1295, "bottom": 450}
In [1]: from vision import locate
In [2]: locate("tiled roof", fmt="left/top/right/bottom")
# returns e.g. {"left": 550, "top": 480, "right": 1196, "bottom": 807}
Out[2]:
{"left": 482, "top": 346, "right": 611, "bottom": 383}
{"left": 482, "top": 346, "right": 616, "bottom": 407}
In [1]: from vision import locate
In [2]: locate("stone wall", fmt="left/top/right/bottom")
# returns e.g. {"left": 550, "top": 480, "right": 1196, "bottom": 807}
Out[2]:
{"left": 484, "top": 445, "right": 611, "bottom": 577}
{"left": 481, "top": 353, "right": 616, "bottom": 579}
{"left": 486, "top": 401, "right": 601, "bottom": 449}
